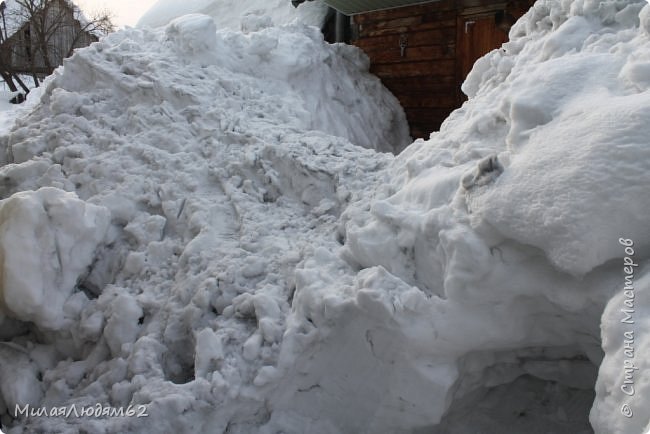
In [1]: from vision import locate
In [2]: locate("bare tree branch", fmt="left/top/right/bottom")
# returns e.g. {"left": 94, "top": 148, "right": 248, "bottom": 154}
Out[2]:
{"left": 0, "top": 0, "right": 114, "bottom": 96}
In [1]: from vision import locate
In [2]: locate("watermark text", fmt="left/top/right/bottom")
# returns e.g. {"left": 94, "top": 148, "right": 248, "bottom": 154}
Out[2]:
{"left": 619, "top": 238, "right": 637, "bottom": 419}
{"left": 14, "top": 403, "right": 149, "bottom": 419}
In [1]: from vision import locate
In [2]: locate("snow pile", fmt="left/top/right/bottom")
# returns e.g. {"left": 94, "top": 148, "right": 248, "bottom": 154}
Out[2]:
{"left": 138, "top": 0, "right": 329, "bottom": 32}
{"left": 0, "top": 0, "right": 649, "bottom": 433}
{"left": 0, "top": 12, "right": 405, "bottom": 434}
{"left": 265, "top": 0, "right": 650, "bottom": 433}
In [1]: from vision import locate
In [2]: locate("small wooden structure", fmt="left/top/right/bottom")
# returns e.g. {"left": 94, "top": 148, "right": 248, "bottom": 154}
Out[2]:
{"left": 0, "top": 0, "right": 97, "bottom": 78}
{"left": 305, "top": 0, "right": 535, "bottom": 139}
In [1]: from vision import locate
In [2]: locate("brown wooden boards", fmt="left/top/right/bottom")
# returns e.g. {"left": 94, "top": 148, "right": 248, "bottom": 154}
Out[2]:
{"left": 457, "top": 13, "right": 508, "bottom": 84}
{"left": 351, "top": 0, "right": 533, "bottom": 140}
{"left": 352, "top": 1, "right": 459, "bottom": 139}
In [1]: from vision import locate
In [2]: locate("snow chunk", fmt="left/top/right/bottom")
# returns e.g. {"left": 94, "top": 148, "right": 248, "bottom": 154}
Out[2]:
{"left": 0, "top": 188, "right": 110, "bottom": 330}
{"left": 0, "top": 346, "right": 43, "bottom": 414}
{"left": 194, "top": 328, "right": 223, "bottom": 379}
{"left": 165, "top": 14, "right": 218, "bottom": 61}
{"left": 104, "top": 293, "right": 143, "bottom": 357}
{"left": 642, "top": 4, "right": 650, "bottom": 36}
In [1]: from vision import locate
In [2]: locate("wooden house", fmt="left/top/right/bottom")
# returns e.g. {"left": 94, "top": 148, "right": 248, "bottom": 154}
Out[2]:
{"left": 0, "top": 0, "right": 98, "bottom": 78}
{"left": 297, "top": 0, "right": 535, "bottom": 139}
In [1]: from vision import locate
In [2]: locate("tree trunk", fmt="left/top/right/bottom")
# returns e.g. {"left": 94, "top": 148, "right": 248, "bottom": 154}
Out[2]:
{"left": 0, "top": 70, "right": 18, "bottom": 92}
{"left": 13, "top": 74, "right": 30, "bottom": 93}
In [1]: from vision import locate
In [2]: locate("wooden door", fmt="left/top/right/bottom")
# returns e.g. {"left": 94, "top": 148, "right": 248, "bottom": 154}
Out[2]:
{"left": 457, "top": 13, "right": 508, "bottom": 84}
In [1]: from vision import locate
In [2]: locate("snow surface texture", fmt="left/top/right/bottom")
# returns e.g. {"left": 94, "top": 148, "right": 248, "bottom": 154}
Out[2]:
{"left": 0, "top": 1, "right": 649, "bottom": 434}
{"left": 138, "top": 0, "right": 329, "bottom": 32}
{"left": 272, "top": 0, "right": 650, "bottom": 433}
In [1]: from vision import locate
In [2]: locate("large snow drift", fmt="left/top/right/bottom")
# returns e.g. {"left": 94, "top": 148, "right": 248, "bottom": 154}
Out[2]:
{"left": 0, "top": 0, "right": 649, "bottom": 433}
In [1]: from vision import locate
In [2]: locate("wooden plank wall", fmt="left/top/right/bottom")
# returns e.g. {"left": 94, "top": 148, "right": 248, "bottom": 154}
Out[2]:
{"left": 352, "top": 0, "right": 460, "bottom": 139}
{"left": 4, "top": 0, "right": 97, "bottom": 75}
{"left": 351, "top": 1, "right": 536, "bottom": 140}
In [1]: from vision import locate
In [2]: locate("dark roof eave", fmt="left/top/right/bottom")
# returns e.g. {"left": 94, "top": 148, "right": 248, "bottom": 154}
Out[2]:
{"left": 295, "top": 0, "right": 440, "bottom": 15}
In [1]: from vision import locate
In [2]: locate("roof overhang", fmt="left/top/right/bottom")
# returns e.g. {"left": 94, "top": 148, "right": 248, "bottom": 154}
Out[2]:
{"left": 322, "top": 0, "right": 439, "bottom": 15}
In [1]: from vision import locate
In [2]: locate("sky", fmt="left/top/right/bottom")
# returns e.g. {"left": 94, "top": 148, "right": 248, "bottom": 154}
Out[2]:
{"left": 74, "top": 0, "right": 159, "bottom": 28}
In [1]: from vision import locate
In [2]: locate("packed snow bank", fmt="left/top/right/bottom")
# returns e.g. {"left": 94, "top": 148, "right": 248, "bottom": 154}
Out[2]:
{"left": 138, "top": 0, "right": 329, "bottom": 32}
{"left": 266, "top": 0, "right": 650, "bottom": 433}
{"left": 0, "top": 188, "right": 110, "bottom": 330}
{"left": 0, "top": 1, "right": 649, "bottom": 433}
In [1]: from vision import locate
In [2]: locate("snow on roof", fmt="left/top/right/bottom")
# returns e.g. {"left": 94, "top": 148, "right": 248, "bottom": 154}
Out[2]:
{"left": 138, "top": 0, "right": 329, "bottom": 31}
